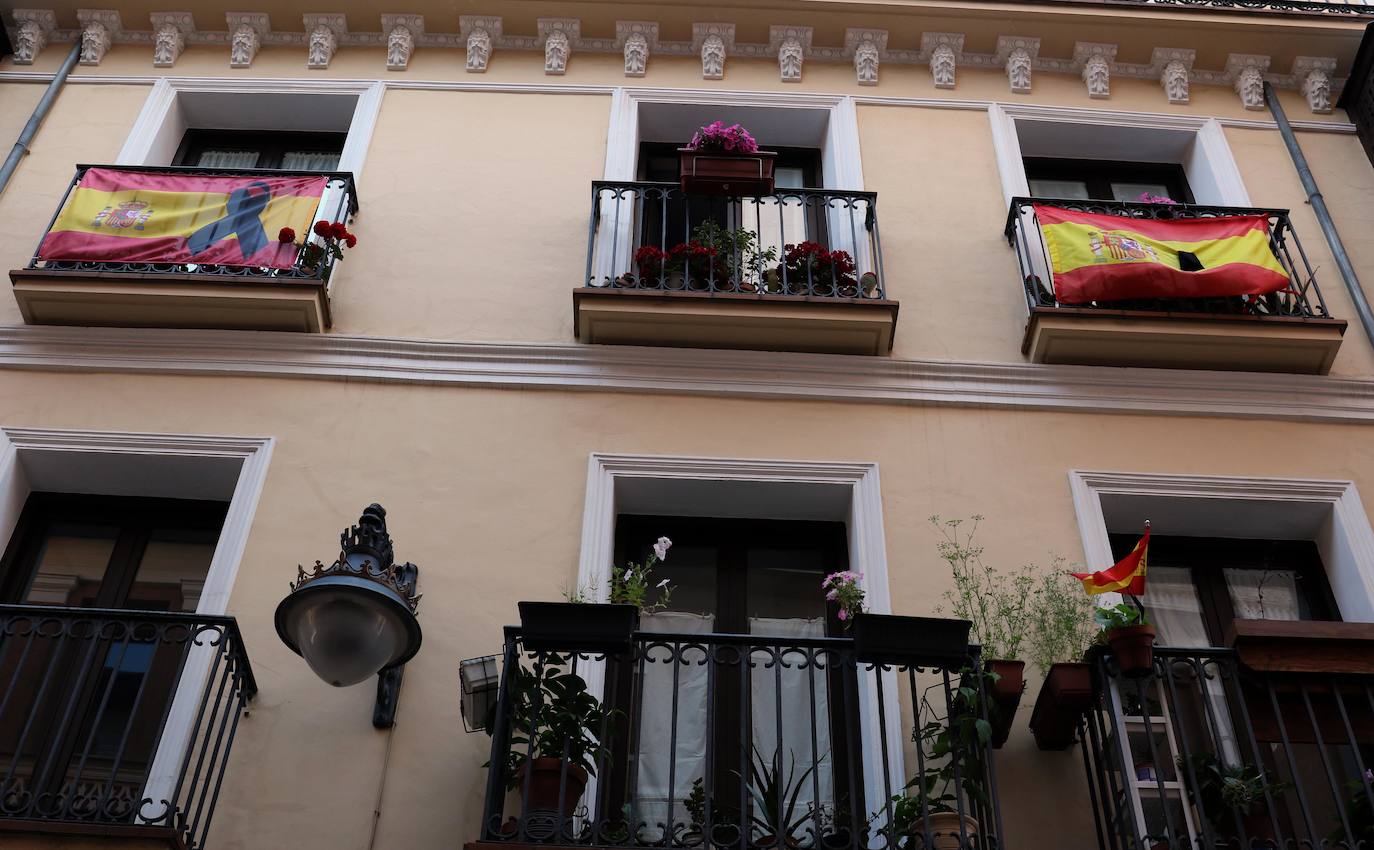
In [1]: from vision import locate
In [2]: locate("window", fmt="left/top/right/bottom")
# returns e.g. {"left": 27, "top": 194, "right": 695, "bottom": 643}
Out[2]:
{"left": 1024, "top": 157, "right": 1195, "bottom": 204}
{"left": 173, "top": 129, "right": 347, "bottom": 171}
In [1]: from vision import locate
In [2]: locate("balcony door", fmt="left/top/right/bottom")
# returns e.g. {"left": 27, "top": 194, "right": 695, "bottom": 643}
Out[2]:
{"left": 0, "top": 493, "right": 226, "bottom": 823}
{"left": 609, "top": 515, "right": 858, "bottom": 845}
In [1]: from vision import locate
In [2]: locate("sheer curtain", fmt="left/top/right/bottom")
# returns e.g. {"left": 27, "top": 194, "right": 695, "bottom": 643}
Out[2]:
{"left": 195, "top": 150, "right": 260, "bottom": 169}
{"left": 281, "top": 151, "right": 342, "bottom": 171}
{"left": 1224, "top": 570, "right": 1301, "bottom": 620}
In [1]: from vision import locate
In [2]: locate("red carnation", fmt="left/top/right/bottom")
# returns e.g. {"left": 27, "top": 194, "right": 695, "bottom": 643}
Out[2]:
{"left": 330, "top": 221, "right": 348, "bottom": 239}
{"left": 277, "top": 227, "right": 296, "bottom": 243}
{"left": 312, "top": 220, "right": 332, "bottom": 238}
{"left": 344, "top": 234, "right": 357, "bottom": 248}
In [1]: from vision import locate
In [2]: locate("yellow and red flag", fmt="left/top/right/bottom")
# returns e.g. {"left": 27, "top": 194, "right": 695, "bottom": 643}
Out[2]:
{"left": 1034, "top": 205, "right": 1290, "bottom": 304}
{"left": 1071, "top": 524, "right": 1150, "bottom": 596}
{"left": 39, "top": 168, "right": 327, "bottom": 270}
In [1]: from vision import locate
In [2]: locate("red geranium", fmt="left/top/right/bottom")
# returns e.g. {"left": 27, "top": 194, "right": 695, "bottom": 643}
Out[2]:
{"left": 330, "top": 221, "right": 348, "bottom": 239}
{"left": 344, "top": 234, "right": 357, "bottom": 248}
{"left": 278, "top": 227, "right": 296, "bottom": 243}
{"left": 312, "top": 219, "right": 332, "bottom": 238}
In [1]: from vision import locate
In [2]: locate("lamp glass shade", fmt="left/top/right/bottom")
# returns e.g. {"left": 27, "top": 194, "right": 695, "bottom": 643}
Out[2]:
{"left": 283, "top": 585, "right": 411, "bottom": 687}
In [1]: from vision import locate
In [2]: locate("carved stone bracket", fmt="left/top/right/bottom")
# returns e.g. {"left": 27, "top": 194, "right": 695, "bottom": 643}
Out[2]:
{"left": 693, "top": 23, "right": 735, "bottom": 80}
{"left": 303, "top": 13, "right": 344, "bottom": 69}
{"left": 996, "top": 36, "right": 1040, "bottom": 95}
{"left": 226, "top": 12, "right": 268, "bottom": 69}
{"left": 922, "top": 32, "right": 964, "bottom": 90}
{"left": 10, "top": 10, "right": 57, "bottom": 65}
{"left": 1150, "top": 47, "right": 1196, "bottom": 105}
{"left": 616, "top": 21, "right": 657, "bottom": 78}
{"left": 1227, "top": 54, "right": 1271, "bottom": 111}
{"left": 843, "top": 29, "right": 886, "bottom": 87}
{"left": 538, "top": 18, "right": 577, "bottom": 75}
{"left": 1293, "top": 56, "right": 1337, "bottom": 114}
{"left": 150, "top": 12, "right": 192, "bottom": 68}
{"left": 1074, "top": 42, "right": 1116, "bottom": 99}
{"left": 76, "top": 10, "right": 119, "bottom": 66}
{"left": 380, "top": 14, "right": 421, "bottom": 72}
{"left": 769, "top": 26, "right": 811, "bottom": 83}
{"left": 460, "top": 15, "right": 500, "bottom": 73}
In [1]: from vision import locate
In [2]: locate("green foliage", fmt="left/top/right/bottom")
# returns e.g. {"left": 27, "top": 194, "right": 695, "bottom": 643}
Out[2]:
{"left": 502, "top": 655, "right": 618, "bottom": 788}
{"left": 1094, "top": 602, "right": 1150, "bottom": 631}
{"left": 566, "top": 537, "right": 675, "bottom": 613}
{"left": 1176, "top": 752, "right": 1288, "bottom": 832}
{"left": 691, "top": 220, "right": 779, "bottom": 287}
{"left": 1027, "top": 566, "right": 1099, "bottom": 675}
{"left": 736, "top": 747, "right": 820, "bottom": 839}
{"left": 932, "top": 515, "right": 1037, "bottom": 661}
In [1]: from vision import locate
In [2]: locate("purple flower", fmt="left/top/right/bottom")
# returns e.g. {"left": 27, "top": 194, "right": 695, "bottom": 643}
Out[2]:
{"left": 838, "top": 608, "right": 848, "bottom": 621}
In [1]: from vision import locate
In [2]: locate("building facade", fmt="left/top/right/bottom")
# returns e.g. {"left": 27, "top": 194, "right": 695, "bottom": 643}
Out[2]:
{"left": 2, "top": 1, "right": 1374, "bottom": 849}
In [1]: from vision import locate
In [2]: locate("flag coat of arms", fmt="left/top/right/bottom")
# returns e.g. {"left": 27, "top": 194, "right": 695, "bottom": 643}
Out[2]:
{"left": 1071, "top": 525, "right": 1150, "bottom": 596}
{"left": 38, "top": 168, "right": 328, "bottom": 270}
{"left": 1034, "top": 205, "right": 1290, "bottom": 304}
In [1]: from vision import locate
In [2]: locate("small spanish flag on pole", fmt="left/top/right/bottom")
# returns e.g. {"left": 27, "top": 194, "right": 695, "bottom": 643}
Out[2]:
{"left": 1071, "top": 521, "right": 1150, "bottom": 596}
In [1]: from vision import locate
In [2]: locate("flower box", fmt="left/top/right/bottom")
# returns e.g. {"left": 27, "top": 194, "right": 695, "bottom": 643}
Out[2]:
{"left": 678, "top": 149, "right": 777, "bottom": 197}
{"left": 517, "top": 601, "right": 639, "bottom": 654}
{"left": 983, "top": 658, "right": 1025, "bottom": 749}
{"left": 850, "top": 613, "right": 971, "bottom": 667}
{"left": 1028, "top": 662, "right": 1094, "bottom": 750}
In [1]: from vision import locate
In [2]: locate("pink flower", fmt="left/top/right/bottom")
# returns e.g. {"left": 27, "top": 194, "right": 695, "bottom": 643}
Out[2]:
{"left": 838, "top": 608, "right": 848, "bottom": 621}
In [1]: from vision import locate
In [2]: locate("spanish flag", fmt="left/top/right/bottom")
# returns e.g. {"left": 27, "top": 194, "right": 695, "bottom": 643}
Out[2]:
{"left": 38, "top": 168, "right": 327, "bottom": 270}
{"left": 1071, "top": 523, "right": 1150, "bottom": 596}
{"left": 1034, "top": 205, "right": 1290, "bottom": 304}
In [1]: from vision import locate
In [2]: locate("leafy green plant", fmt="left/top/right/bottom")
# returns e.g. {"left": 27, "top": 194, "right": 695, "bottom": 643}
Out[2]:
{"left": 1094, "top": 602, "right": 1150, "bottom": 631}
{"left": 501, "top": 656, "right": 619, "bottom": 788}
{"left": 565, "top": 536, "right": 675, "bottom": 613}
{"left": 1176, "top": 753, "right": 1288, "bottom": 832}
{"left": 691, "top": 220, "right": 779, "bottom": 288}
{"left": 1027, "top": 566, "right": 1099, "bottom": 675}
{"left": 1334, "top": 770, "right": 1374, "bottom": 845}
{"left": 932, "top": 516, "right": 1037, "bottom": 661}
{"left": 736, "top": 746, "right": 819, "bottom": 840}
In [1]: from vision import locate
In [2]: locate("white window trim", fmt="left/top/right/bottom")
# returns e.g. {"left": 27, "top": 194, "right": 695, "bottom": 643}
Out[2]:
{"left": 1068, "top": 470, "right": 1374, "bottom": 622}
{"left": 0, "top": 426, "right": 273, "bottom": 825}
{"left": 576, "top": 452, "right": 901, "bottom": 821}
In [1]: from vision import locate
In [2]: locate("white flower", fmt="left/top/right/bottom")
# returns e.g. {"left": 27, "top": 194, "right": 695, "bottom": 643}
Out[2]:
{"left": 656, "top": 578, "right": 671, "bottom": 589}
{"left": 653, "top": 536, "right": 672, "bottom": 561}
{"left": 624, "top": 568, "right": 635, "bottom": 581}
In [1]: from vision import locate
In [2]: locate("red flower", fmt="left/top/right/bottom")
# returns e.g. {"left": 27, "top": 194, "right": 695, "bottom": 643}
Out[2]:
{"left": 312, "top": 220, "right": 332, "bottom": 238}
{"left": 344, "top": 234, "right": 357, "bottom": 248}
{"left": 277, "top": 227, "right": 296, "bottom": 243}
{"left": 330, "top": 221, "right": 348, "bottom": 239}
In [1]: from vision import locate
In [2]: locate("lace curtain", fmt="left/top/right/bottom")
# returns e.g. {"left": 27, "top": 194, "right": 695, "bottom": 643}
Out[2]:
{"left": 281, "top": 151, "right": 342, "bottom": 171}
{"left": 194, "top": 150, "right": 260, "bottom": 169}
{"left": 1224, "top": 569, "right": 1301, "bottom": 620}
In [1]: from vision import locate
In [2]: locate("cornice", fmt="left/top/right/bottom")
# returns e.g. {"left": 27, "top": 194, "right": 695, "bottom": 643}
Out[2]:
{"left": 1, "top": 325, "right": 1373, "bottom": 424}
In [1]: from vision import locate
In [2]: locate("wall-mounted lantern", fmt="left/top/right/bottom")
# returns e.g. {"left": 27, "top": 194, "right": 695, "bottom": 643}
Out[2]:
{"left": 459, "top": 654, "right": 500, "bottom": 733}
{"left": 275, "top": 503, "right": 421, "bottom": 728}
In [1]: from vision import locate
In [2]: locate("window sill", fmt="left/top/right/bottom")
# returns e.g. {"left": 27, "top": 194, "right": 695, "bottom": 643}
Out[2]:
{"left": 1225, "top": 618, "right": 1374, "bottom": 674}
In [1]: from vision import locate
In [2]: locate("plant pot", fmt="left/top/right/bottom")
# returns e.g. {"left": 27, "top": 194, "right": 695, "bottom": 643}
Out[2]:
{"left": 516, "top": 756, "right": 588, "bottom": 818}
{"left": 1107, "top": 624, "right": 1157, "bottom": 677}
{"left": 851, "top": 613, "right": 971, "bottom": 667}
{"left": 1028, "top": 662, "right": 1094, "bottom": 750}
{"left": 679, "top": 148, "right": 777, "bottom": 197}
{"left": 756, "top": 834, "right": 802, "bottom": 849}
{"left": 983, "top": 659, "right": 1025, "bottom": 749}
{"left": 518, "top": 601, "right": 639, "bottom": 653}
{"left": 911, "top": 812, "right": 979, "bottom": 850}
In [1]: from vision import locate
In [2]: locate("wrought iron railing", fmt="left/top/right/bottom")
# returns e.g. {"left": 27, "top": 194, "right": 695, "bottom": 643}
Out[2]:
{"left": 0, "top": 605, "right": 257, "bottom": 850}
{"left": 585, "top": 182, "right": 886, "bottom": 300}
{"left": 1004, "top": 198, "right": 1331, "bottom": 319}
{"left": 22, "top": 164, "right": 359, "bottom": 283}
{"left": 1081, "top": 645, "right": 1374, "bottom": 850}
{"left": 1077, "top": 0, "right": 1371, "bottom": 13}
{"left": 479, "top": 627, "right": 1002, "bottom": 850}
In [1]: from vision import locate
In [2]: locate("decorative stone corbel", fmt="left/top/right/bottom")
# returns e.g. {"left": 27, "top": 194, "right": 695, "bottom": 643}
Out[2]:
{"left": 996, "top": 36, "right": 1040, "bottom": 95}
{"left": 922, "top": 32, "right": 964, "bottom": 90}
{"left": 150, "top": 12, "right": 192, "bottom": 68}
{"left": 226, "top": 13, "right": 269, "bottom": 69}
{"left": 380, "top": 14, "right": 421, "bottom": 72}
{"left": 844, "top": 29, "right": 887, "bottom": 87}
{"left": 1074, "top": 43, "right": 1116, "bottom": 100}
{"left": 538, "top": 18, "right": 578, "bottom": 76}
{"left": 1226, "top": 54, "right": 1271, "bottom": 111}
{"left": 1151, "top": 48, "right": 1195, "bottom": 105}
{"left": 769, "top": 26, "right": 811, "bottom": 83}
{"left": 303, "top": 14, "right": 345, "bottom": 70}
{"left": 1293, "top": 56, "right": 1337, "bottom": 115}
{"left": 77, "top": 10, "right": 120, "bottom": 66}
{"left": 10, "top": 10, "right": 57, "bottom": 65}
{"left": 693, "top": 23, "right": 734, "bottom": 81}
{"left": 616, "top": 22, "right": 657, "bottom": 78}
{"left": 460, "top": 16, "right": 499, "bottom": 73}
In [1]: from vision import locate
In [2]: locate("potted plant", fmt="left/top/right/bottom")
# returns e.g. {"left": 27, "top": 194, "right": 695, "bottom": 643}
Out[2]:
{"left": 522, "top": 536, "right": 674, "bottom": 653}
{"left": 778, "top": 242, "right": 858, "bottom": 297}
{"left": 1095, "top": 602, "right": 1156, "bottom": 677}
{"left": 738, "top": 746, "right": 818, "bottom": 848}
{"left": 279, "top": 219, "right": 356, "bottom": 280}
{"left": 884, "top": 686, "right": 990, "bottom": 850}
{"left": 1026, "top": 569, "right": 1099, "bottom": 750}
{"left": 679, "top": 121, "right": 777, "bottom": 197}
{"left": 1177, "top": 752, "right": 1288, "bottom": 841}
{"left": 932, "top": 516, "right": 1036, "bottom": 748}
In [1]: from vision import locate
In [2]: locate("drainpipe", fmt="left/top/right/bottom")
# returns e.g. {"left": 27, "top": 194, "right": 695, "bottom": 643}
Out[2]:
{"left": 1264, "top": 81, "right": 1374, "bottom": 348}
{"left": 0, "top": 40, "right": 81, "bottom": 199}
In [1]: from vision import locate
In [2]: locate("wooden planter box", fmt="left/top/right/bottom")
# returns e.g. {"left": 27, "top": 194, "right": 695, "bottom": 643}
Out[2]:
{"left": 851, "top": 613, "right": 970, "bottom": 667}
{"left": 517, "top": 602, "right": 639, "bottom": 654}
{"left": 1028, "top": 662, "right": 1095, "bottom": 750}
{"left": 679, "top": 148, "right": 777, "bottom": 197}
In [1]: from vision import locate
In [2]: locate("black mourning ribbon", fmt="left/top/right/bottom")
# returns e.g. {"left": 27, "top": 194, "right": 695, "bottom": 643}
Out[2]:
{"left": 186, "top": 181, "right": 272, "bottom": 260}
{"left": 1177, "top": 251, "right": 1205, "bottom": 272}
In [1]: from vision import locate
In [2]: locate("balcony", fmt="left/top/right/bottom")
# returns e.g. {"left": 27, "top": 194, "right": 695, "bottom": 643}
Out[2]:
{"left": 576, "top": 182, "right": 898, "bottom": 356}
{"left": 1078, "top": 622, "right": 1374, "bottom": 850}
{"left": 0, "top": 605, "right": 256, "bottom": 849}
{"left": 1005, "top": 198, "right": 1346, "bottom": 374}
{"left": 10, "top": 165, "right": 359, "bottom": 334}
{"left": 471, "top": 620, "right": 1002, "bottom": 850}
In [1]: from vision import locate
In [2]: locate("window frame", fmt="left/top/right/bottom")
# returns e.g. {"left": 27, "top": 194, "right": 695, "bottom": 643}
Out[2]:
{"left": 172, "top": 128, "right": 348, "bottom": 170}
{"left": 1023, "top": 157, "right": 1196, "bottom": 204}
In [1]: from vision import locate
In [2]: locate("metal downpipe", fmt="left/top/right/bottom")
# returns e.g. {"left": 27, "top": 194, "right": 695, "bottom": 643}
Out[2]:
{"left": 0, "top": 41, "right": 81, "bottom": 199}
{"left": 1264, "top": 81, "right": 1374, "bottom": 348}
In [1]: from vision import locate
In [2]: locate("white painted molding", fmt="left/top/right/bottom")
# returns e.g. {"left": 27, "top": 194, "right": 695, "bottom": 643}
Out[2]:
{"left": 4, "top": 326, "right": 1374, "bottom": 423}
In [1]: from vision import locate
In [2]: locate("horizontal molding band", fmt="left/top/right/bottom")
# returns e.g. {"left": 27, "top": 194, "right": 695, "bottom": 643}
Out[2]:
{"left": 1, "top": 325, "right": 1373, "bottom": 423}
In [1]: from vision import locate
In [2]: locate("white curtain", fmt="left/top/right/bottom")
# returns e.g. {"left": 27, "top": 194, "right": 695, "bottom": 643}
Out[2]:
{"left": 281, "top": 151, "right": 342, "bottom": 172}
{"left": 749, "top": 616, "right": 834, "bottom": 840}
{"left": 740, "top": 167, "right": 808, "bottom": 274}
{"left": 1224, "top": 570, "right": 1301, "bottom": 621}
{"left": 195, "top": 150, "right": 260, "bottom": 169}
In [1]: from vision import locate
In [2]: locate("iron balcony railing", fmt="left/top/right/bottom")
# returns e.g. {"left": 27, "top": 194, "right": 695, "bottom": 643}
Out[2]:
{"left": 585, "top": 182, "right": 887, "bottom": 300}
{"left": 1075, "top": 0, "right": 1372, "bottom": 13}
{"left": 1004, "top": 198, "right": 1331, "bottom": 320}
{"left": 479, "top": 627, "right": 1003, "bottom": 850}
{"left": 23, "top": 164, "right": 359, "bottom": 283}
{"left": 1081, "top": 645, "right": 1374, "bottom": 850}
{"left": 0, "top": 605, "right": 257, "bottom": 850}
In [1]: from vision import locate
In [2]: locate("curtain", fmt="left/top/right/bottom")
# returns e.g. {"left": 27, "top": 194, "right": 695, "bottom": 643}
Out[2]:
{"left": 1224, "top": 569, "right": 1301, "bottom": 620}
{"left": 740, "top": 167, "right": 809, "bottom": 276}
{"left": 281, "top": 151, "right": 342, "bottom": 172}
{"left": 195, "top": 150, "right": 260, "bottom": 169}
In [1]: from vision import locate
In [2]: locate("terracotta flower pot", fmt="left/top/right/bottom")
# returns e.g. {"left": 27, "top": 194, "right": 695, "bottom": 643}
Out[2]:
{"left": 517, "top": 756, "right": 589, "bottom": 818}
{"left": 1028, "top": 662, "right": 1094, "bottom": 750}
{"left": 983, "top": 659, "right": 1025, "bottom": 749}
{"left": 1107, "top": 624, "right": 1157, "bottom": 677}
{"left": 912, "top": 812, "right": 979, "bottom": 850}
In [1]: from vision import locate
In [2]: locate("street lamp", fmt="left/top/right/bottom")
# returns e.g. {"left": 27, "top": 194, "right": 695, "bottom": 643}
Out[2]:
{"left": 275, "top": 503, "right": 422, "bottom": 727}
